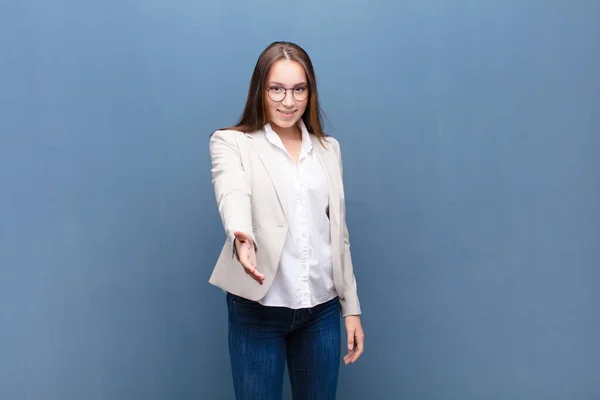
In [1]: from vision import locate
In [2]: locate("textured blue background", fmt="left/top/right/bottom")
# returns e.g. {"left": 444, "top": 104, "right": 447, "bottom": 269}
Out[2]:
{"left": 1, "top": 1, "right": 599, "bottom": 398}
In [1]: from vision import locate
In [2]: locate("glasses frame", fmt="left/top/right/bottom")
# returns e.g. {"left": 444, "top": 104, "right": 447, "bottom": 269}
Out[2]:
{"left": 266, "top": 85, "right": 309, "bottom": 102}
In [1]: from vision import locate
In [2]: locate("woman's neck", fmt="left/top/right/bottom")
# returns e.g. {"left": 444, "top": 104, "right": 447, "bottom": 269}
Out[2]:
{"left": 271, "top": 122, "right": 301, "bottom": 141}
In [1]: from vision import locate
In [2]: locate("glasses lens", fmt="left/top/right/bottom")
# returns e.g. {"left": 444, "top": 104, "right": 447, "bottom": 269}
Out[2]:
{"left": 293, "top": 88, "right": 309, "bottom": 101}
{"left": 268, "top": 88, "right": 285, "bottom": 102}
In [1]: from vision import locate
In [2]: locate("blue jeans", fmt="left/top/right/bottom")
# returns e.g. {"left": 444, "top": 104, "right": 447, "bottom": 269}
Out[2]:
{"left": 226, "top": 293, "right": 341, "bottom": 400}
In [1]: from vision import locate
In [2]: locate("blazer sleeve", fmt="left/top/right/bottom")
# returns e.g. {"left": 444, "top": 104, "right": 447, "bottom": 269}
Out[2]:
{"left": 209, "top": 130, "right": 255, "bottom": 257}
{"left": 333, "top": 138, "right": 362, "bottom": 317}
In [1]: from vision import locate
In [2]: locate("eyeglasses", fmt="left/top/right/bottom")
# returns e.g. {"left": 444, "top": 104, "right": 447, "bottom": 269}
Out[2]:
{"left": 266, "top": 85, "right": 309, "bottom": 102}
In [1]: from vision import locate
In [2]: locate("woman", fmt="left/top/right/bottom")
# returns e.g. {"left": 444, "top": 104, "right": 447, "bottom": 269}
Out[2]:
{"left": 208, "top": 41, "right": 364, "bottom": 399}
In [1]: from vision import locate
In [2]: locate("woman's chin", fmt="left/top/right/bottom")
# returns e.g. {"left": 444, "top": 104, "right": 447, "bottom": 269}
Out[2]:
{"left": 273, "top": 119, "right": 298, "bottom": 129}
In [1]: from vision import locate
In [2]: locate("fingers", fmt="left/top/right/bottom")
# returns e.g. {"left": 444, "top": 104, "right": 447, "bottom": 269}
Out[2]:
{"left": 243, "top": 261, "right": 264, "bottom": 284}
{"left": 347, "top": 326, "right": 355, "bottom": 352}
{"left": 240, "top": 254, "right": 264, "bottom": 284}
{"left": 343, "top": 338, "right": 363, "bottom": 364}
{"left": 351, "top": 330, "right": 364, "bottom": 363}
{"left": 343, "top": 326, "right": 355, "bottom": 365}
{"left": 234, "top": 234, "right": 264, "bottom": 285}
{"left": 343, "top": 321, "right": 364, "bottom": 365}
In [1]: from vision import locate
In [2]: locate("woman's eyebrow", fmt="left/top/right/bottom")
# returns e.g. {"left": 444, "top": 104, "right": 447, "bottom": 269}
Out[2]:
{"left": 267, "top": 81, "right": 308, "bottom": 87}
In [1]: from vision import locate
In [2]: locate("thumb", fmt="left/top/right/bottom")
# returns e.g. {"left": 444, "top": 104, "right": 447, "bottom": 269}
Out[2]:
{"left": 347, "top": 328, "right": 355, "bottom": 350}
{"left": 234, "top": 230, "right": 250, "bottom": 242}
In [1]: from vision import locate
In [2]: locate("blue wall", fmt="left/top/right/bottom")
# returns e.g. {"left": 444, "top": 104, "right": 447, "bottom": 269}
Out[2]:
{"left": 1, "top": 1, "right": 599, "bottom": 399}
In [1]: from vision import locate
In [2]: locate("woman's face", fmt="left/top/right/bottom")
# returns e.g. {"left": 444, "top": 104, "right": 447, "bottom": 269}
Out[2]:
{"left": 265, "top": 59, "right": 308, "bottom": 132}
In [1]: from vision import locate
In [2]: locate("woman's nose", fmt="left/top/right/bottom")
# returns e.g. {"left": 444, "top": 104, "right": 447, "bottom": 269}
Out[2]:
{"left": 282, "top": 90, "right": 295, "bottom": 107}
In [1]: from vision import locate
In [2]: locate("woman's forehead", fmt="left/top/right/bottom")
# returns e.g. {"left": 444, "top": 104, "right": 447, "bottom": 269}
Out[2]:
{"left": 267, "top": 60, "right": 306, "bottom": 84}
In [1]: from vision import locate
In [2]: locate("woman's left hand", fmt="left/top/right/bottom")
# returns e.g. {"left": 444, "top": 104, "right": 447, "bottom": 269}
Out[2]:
{"left": 343, "top": 315, "right": 364, "bottom": 365}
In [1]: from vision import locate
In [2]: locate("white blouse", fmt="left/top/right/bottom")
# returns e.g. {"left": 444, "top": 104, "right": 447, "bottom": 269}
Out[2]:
{"left": 258, "top": 121, "right": 337, "bottom": 309}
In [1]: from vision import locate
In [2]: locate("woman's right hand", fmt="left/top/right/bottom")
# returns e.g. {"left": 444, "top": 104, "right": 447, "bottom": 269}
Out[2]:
{"left": 234, "top": 230, "right": 264, "bottom": 285}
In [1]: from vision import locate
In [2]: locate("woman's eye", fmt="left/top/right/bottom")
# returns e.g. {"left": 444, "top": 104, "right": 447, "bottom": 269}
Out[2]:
{"left": 270, "top": 86, "right": 282, "bottom": 92}
{"left": 295, "top": 87, "right": 306, "bottom": 92}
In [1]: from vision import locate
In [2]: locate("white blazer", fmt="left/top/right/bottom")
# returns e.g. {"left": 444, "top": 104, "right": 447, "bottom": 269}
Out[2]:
{"left": 208, "top": 127, "right": 361, "bottom": 317}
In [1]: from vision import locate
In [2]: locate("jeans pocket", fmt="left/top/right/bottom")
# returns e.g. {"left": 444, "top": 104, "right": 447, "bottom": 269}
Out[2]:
{"left": 229, "top": 293, "right": 263, "bottom": 309}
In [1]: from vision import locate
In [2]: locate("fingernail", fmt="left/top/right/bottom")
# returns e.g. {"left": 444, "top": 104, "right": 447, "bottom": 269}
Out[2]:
{"left": 348, "top": 344, "right": 353, "bottom": 350}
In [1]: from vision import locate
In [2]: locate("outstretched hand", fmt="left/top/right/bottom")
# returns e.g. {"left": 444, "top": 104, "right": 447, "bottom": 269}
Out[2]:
{"left": 234, "top": 230, "right": 264, "bottom": 284}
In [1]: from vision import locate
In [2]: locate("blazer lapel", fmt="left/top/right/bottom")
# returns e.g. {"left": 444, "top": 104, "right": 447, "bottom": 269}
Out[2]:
{"left": 311, "top": 136, "right": 340, "bottom": 226}
{"left": 248, "top": 130, "right": 341, "bottom": 228}
{"left": 247, "top": 131, "right": 292, "bottom": 222}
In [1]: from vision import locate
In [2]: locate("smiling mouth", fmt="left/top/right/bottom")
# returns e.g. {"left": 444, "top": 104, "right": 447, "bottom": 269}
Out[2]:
{"left": 278, "top": 110, "right": 296, "bottom": 117}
